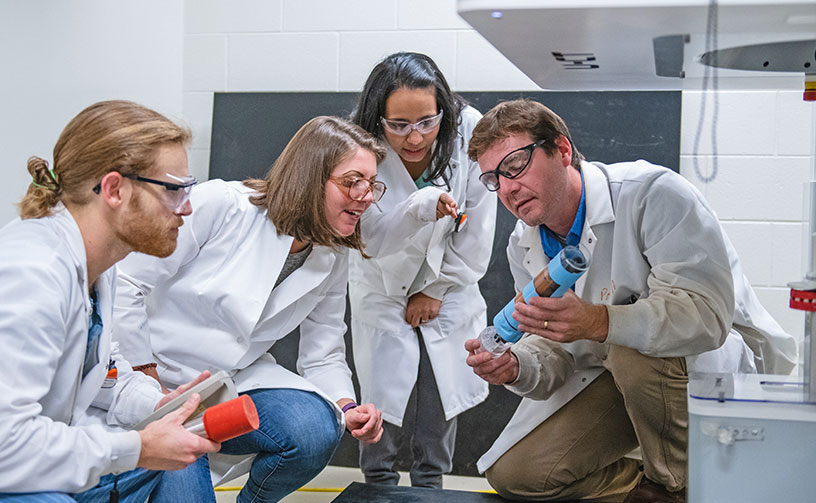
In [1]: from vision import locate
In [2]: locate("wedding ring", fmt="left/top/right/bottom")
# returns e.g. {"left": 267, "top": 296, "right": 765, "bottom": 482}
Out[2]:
{"left": 543, "top": 320, "right": 549, "bottom": 330}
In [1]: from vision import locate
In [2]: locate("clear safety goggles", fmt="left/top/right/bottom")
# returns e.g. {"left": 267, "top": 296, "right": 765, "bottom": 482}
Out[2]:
{"left": 380, "top": 110, "right": 444, "bottom": 136}
{"left": 123, "top": 173, "right": 198, "bottom": 212}
{"left": 93, "top": 173, "right": 197, "bottom": 212}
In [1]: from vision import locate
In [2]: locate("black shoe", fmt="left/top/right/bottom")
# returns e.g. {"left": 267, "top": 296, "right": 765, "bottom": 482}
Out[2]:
{"left": 622, "top": 477, "right": 685, "bottom": 503}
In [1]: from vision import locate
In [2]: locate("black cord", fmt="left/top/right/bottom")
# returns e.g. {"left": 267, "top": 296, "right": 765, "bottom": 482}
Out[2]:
{"left": 109, "top": 474, "right": 119, "bottom": 503}
{"left": 693, "top": 0, "right": 720, "bottom": 184}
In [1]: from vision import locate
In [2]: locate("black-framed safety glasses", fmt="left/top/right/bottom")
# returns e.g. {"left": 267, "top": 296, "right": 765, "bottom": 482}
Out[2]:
{"left": 478, "top": 139, "right": 546, "bottom": 192}
{"left": 93, "top": 173, "right": 198, "bottom": 212}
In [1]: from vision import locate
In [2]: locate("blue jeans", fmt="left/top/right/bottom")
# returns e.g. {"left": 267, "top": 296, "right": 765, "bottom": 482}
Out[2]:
{"left": 219, "top": 388, "right": 342, "bottom": 503}
{"left": 0, "top": 455, "right": 214, "bottom": 503}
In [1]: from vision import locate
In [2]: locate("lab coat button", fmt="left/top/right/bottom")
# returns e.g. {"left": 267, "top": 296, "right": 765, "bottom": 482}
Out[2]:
{"left": 401, "top": 286, "right": 406, "bottom": 290}
{"left": 588, "top": 237, "right": 593, "bottom": 243}
{"left": 601, "top": 354, "right": 607, "bottom": 361}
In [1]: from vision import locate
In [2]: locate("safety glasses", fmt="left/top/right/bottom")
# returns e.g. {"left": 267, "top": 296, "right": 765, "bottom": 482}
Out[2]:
{"left": 93, "top": 172, "right": 198, "bottom": 212}
{"left": 380, "top": 110, "right": 444, "bottom": 136}
{"left": 478, "top": 140, "right": 546, "bottom": 192}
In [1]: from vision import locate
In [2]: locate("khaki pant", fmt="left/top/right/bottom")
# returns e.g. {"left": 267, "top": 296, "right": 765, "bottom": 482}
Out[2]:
{"left": 486, "top": 345, "right": 688, "bottom": 502}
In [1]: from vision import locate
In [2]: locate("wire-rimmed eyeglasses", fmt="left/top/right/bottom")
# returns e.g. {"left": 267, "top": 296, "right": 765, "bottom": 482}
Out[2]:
{"left": 329, "top": 175, "right": 387, "bottom": 202}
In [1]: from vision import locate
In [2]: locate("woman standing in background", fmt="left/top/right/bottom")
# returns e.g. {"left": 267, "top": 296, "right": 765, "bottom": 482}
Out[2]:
{"left": 350, "top": 52, "right": 496, "bottom": 488}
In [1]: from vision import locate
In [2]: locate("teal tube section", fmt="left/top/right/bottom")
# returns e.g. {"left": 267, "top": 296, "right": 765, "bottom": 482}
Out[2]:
{"left": 493, "top": 245, "right": 590, "bottom": 344}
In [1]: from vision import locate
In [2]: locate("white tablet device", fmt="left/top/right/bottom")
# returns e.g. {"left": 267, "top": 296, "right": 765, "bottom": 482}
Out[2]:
{"left": 133, "top": 370, "right": 238, "bottom": 430}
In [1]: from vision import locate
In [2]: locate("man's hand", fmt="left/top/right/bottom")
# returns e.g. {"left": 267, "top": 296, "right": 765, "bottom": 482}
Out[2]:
{"left": 155, "top": 371, "right": 211, "bottom": 411}
{"left": 514, "top": 290, "right": 609, "bottom": 343}
{"left": 405, "top": 292, "right": 442, "bottom": 328}
{"left": 465, "top": 338, "right": 520, "bottom": 385}
{"left": 138, "top": 393, "right": 220, "bottom": 471}
{"left": 436, "top": 193, "right": 458, "bottom": 220}
{"left": 343, "top": 403, "right": 383, "bottom": 444}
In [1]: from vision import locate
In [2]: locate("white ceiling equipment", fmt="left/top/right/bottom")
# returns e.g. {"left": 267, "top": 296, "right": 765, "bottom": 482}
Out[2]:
{"left": 457, "top": 0, "right": 816, "bottom": 91}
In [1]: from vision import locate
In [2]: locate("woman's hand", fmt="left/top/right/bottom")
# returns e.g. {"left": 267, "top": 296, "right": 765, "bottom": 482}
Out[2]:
{"left": 436, "top": 193, "right": 458, "bottom": 220}
{"left": 343, "top": 402, "right": 383, "bottom": 444}
{"left": 405, "top": 292, "right": 442, "bottom": 328}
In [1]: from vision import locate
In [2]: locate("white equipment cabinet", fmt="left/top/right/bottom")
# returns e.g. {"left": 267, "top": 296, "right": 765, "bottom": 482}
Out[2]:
{"left": 688, "top": 373, "right": 816, "bottom": 502}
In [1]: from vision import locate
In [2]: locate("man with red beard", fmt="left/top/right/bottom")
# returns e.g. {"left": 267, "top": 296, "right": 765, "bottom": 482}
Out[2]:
{"left": 0, "top": 100, "right": 220, "bottom": 502}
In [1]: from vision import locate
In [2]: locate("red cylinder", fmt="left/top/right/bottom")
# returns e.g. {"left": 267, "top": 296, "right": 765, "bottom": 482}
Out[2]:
{"left": 202, "top": 395, "right": 260, "bottom": 442}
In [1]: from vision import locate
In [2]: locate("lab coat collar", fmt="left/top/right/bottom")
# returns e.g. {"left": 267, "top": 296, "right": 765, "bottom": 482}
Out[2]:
{"left": 517, "top": 161, "right": 615, "bottom": 280}
{"left": 380, "top": 144, "right": 420, "bottom": 202}
{"left": 581, "top": 161, "right": 615, "bottom": 229}
{"left": 49, "top": 203, "right": 88, "bottom": 284}
{"left": 258, "top": 238, "right": 339, "bottom": 324}
{"left": 45, "top": 204, "right": 116, "bottom": 416}
{"left": 377, "top": 142, "right": 449, "bottom": 210}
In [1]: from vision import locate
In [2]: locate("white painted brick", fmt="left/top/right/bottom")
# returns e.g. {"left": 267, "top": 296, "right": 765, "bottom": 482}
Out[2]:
{"left": 754, "top": 287, "right": 805, "bottom": 353}
{"left": 397, "top": 0, "right": 471, "bottom": 30}
{"left": 189, "top": 148, "right": 211, "bottom": 181}
{"left": 338, "top": 31, "right": 457, "bottom": 92}
{"left": 456, "top": 31, "right": 540, "bottom": 91}
{"left": 775, "top": 91, "right": 815, "bottom": 157}
{"left": 228, "top": 33, "right": 339, "bottom": 91}
{"left": 770, "top": 223, "right": 806, "bottom": 287}
{"left": 182, "top": 92, "right": 214, "bottom": 151}
{"left": 721, "top": 221, "right": 773, "bottom": 286}
{"left": 185, "top": 0, "right": 282, "bottom": 33}
{"left": 680, "top": 155, "right": 810, "bottom": 221}
{"left": 681, "top": 90, "right": 776, "bottom": 156}
{"left": 283, "top": 0, "right": 396, "bottom": 31}
{"left": 184, "top": 35, "right": 227, "bottom": 91}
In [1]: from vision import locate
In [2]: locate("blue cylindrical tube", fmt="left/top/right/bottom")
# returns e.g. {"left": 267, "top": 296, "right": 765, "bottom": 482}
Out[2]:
{"left": 493, "top": 245, "right": 590, "bottom": 344}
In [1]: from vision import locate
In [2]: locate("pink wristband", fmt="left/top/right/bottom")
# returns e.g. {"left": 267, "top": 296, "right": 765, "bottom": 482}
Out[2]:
{"left": 341, "top": 402, "right": 358, "bottom": 413}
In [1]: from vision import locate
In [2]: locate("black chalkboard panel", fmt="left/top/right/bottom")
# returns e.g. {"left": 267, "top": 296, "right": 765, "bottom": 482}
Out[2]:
{"left": 209, "top": 91, "right": 680, "bottom": 477}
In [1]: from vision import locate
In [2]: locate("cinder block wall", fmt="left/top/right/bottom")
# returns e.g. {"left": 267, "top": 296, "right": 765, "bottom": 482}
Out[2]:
{"left": 182, "top": 0, "right": 811, "bottom": 350}
{"left": 1, "top": 0, "right": 809, "bottom": 354}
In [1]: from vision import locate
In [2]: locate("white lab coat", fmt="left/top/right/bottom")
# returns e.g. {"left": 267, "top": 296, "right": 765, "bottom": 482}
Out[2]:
{"left": 348, "top": 106, "right": 496, "bottom": 426}
{"left": 0, "top": 206, "right": 163, "bottom": 493}
{"left": 113, "top": 180, "right": 354, "bottom": 484}
{"left": 477, "top": 160, "right": 796, "bottom": 473}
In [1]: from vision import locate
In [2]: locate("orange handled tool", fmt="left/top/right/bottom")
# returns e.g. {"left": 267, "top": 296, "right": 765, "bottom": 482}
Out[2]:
{"left": 185, "top": 395, "right": 259, "bottom": 442}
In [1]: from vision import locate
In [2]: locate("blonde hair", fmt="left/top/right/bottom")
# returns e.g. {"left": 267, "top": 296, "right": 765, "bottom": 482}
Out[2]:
{"left": 19, "top": 100, "right": 191, "bottom": 219}
{"left": 243, "top": 116, "right": 385, "bottom": 253}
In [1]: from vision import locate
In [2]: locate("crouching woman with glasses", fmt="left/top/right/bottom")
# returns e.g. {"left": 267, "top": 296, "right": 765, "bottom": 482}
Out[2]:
{"left": 349, "top": 52, "right": 496, "bottom": 488}
{"left": 111, "top": 116, "right": 385, "bottom": 503}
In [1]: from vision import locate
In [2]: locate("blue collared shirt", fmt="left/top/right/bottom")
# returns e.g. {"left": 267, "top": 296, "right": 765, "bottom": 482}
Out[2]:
{"left": 538, "top": 168, "right": 586, "bottom": 259}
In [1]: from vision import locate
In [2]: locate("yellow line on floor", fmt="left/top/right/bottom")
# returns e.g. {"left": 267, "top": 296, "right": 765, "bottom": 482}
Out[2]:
{"left": 215, "top": 486, "right": 498, "bottom": 494}
{"left": 215, "top": 487, "right": 343, "bottom": 493}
